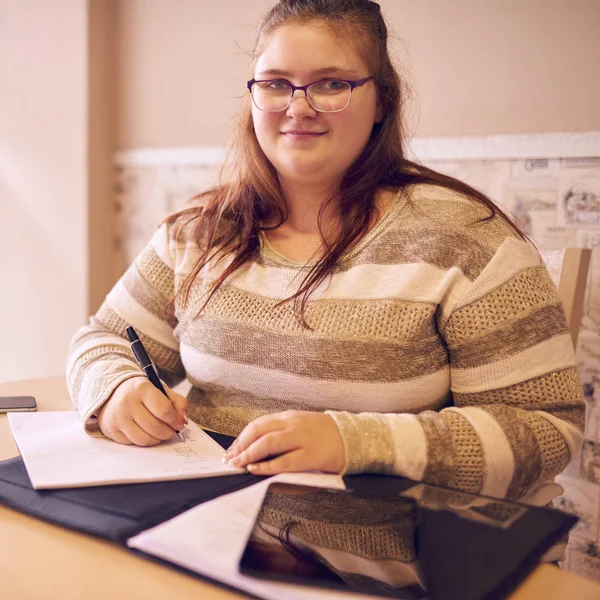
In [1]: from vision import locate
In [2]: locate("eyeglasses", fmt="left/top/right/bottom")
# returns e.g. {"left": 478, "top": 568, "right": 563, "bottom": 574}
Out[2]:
{"left": 247, "top": 76, "right": 375, "bottom": 113}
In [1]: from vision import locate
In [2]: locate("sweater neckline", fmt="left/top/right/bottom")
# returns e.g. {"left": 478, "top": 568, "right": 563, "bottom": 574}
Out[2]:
{"left": 259, "top": 190, "right": 405, "bottom": 268}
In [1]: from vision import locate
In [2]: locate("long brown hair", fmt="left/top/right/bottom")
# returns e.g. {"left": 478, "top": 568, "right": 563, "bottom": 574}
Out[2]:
{"left": 168, "top": 0, "right": 525, "bottom": 320}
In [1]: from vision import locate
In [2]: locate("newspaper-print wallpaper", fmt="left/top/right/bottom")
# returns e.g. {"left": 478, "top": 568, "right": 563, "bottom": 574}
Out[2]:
{"left": 115, "top": 145, "right": 600, "bottom": 582}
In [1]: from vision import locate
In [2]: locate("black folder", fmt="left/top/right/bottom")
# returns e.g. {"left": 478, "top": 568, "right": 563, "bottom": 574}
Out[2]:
{"left": 0, "top": 431, "right": 264, "bottom": 543}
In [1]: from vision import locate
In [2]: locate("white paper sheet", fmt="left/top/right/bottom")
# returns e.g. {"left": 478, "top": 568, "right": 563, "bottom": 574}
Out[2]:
{"left": 127, "top": 472, "right": 383, "bottom": 599}
{"left": 427, "top": 159, "right": 511, "bottom": 204}
{"left": 8, "top": 411, "right": 244, "bottom": 489}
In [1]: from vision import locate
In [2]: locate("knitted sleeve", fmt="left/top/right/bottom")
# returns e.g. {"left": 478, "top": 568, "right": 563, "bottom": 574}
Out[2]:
{"left": 66, "top": 223, "right": 186, "bottom": 435}
{"left": 327, "top": 236, "right": 585, "bottom": 502}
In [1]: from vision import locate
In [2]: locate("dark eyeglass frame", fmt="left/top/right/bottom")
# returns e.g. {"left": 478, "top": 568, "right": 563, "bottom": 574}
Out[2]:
{"left": 246, "top": 76, "right": 375, "bottom": 113}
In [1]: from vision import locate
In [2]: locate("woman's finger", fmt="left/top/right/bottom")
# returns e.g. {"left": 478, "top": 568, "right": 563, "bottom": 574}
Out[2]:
{"left": 120, "top": 418, "right": 163, "bottom": 447}
{"left": 229, "top": 431, "right": 299, "bottom": 468}
{"left": 99, "top": 416, "right": 131, "bottom": 445}
{"left": 226, "top": 413, "right": 287, "bottom": 459}
{"left": 141, "top": 388, "right": 185, "bottom": 431}
{"left": 132, "top": 404, "right": 178, "bottom": 441}
{"left": 109, "top": 428, "right": 133, "bottom": 445}
{"left": 246, "top": 449, "right": 306, "bottom": 476}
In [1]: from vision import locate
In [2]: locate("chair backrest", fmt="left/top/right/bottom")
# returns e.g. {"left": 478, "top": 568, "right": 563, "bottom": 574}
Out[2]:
{"left": 540, "top": 248, "right": 592, "bottom": 348}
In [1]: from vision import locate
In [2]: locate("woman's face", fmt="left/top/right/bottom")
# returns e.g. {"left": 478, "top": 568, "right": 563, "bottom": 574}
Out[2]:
{"left": 252, "top": 22, "right": 381, "bottom": 186}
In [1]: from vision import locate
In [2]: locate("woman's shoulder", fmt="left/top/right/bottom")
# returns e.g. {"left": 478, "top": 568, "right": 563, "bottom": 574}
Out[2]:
{"left": 374, "top": 183, "right": 538, "bottom": 285}
{"left": 405, "top": 182, "right": 507, "bottom": 222}
{"left": 398, "top": 183, "right": 522, "bottom": 249}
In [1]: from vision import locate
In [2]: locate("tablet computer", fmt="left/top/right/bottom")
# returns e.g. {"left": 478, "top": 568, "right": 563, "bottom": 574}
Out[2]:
{"left": 238, "top": 476, "right": 576, "bottom": 600}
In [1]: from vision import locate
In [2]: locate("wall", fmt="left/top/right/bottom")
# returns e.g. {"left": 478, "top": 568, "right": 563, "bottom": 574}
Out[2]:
{"left": 88, "top": 0, "right": 118, "bottom": 311}
{"left": 0, "top": 0, "right": 89, "bottom": 383}
{"left": 114, "top": 0, "right": 600, "bottom": 150}
{"left": 389, "top": 0, "right": 600, "bottom": 138}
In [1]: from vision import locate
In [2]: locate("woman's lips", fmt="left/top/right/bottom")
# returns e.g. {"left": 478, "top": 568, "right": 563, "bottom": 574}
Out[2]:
{"left": 281, "top": 131, "right": 327, "bottom": 136}
{"left": 280, "top": 131, "right": 327, "bottom": 145}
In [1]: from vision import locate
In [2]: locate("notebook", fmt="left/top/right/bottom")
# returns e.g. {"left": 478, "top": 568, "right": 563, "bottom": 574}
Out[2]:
{"left": 8, "top": 410, "right": 244, "bottom": 489}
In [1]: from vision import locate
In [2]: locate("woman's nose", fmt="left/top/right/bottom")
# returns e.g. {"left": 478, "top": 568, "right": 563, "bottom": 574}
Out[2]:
{"left": 285, "top": 90, "right": 317, "bottom": 118}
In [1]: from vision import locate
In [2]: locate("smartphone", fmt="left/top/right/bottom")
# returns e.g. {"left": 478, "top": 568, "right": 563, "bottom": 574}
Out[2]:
{"left": 0, "top": 396, "right": 37, "bottom": 413}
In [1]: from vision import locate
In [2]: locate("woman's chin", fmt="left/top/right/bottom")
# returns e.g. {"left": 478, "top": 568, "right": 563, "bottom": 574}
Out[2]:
{"left": 275, "top": 156, "right": 334, "bottom": 182}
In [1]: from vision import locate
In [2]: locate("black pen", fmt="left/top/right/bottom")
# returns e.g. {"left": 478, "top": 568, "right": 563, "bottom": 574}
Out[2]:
{"left": 125, "top": 326, "right": 186, "bottom": 442}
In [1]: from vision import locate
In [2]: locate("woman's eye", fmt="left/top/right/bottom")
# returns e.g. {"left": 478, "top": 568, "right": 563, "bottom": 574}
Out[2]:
{"left": 311, "top": 80, "right": 347, "bottom": 93}
{"left": 265, "top": 81, "right": 288, "bottom": 91}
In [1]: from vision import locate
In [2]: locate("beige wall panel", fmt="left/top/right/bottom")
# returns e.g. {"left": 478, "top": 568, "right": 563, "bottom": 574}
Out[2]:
{"left": 0, "top": 0, "right": 88, "bottom": 382}
{"left": 114, "top": 0, "right": 600, "bottom": 149}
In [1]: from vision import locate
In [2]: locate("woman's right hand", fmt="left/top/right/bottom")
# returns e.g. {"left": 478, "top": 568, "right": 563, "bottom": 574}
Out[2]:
{"left": 97, "top": 376, "right": 188, "bottom": 446}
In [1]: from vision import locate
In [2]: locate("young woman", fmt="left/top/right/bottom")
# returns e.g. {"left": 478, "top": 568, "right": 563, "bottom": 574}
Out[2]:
{"left": 68, "top": 0, "right": 583, "bottom": 507}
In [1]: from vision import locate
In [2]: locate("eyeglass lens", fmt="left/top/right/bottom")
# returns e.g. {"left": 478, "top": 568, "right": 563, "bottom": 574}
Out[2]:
{"left": 252, "top": 80, "right": 352, "bottom": 112}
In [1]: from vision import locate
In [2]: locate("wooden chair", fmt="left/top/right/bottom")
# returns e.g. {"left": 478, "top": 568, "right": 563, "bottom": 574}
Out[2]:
{"left": 540, "top": 248, "right": 592, "bottom": 348}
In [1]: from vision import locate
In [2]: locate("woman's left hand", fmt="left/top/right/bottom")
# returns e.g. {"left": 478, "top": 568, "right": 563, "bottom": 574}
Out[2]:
{"left": 224, "top": 410, "right": 346, "bottom": 476}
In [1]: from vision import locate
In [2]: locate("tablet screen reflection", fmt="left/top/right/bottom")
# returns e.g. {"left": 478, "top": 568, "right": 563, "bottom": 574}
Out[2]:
{"left": 239, "top": 479, "right": 576, "bottom": 600}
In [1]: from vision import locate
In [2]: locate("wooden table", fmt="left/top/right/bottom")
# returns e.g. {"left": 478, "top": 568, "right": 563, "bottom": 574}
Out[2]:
{"left": 1, "top": 377, "right": 600, "bottom": 600}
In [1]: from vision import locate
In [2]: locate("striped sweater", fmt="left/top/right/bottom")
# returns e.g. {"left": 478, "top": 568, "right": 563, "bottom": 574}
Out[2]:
{"left": 67, "top": 184, "right": 585, "bottom": 503}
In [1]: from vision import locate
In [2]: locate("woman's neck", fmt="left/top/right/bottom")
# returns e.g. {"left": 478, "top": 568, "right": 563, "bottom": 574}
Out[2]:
{"left": 277, "top": 177, "right": 339, "bottom": 235}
